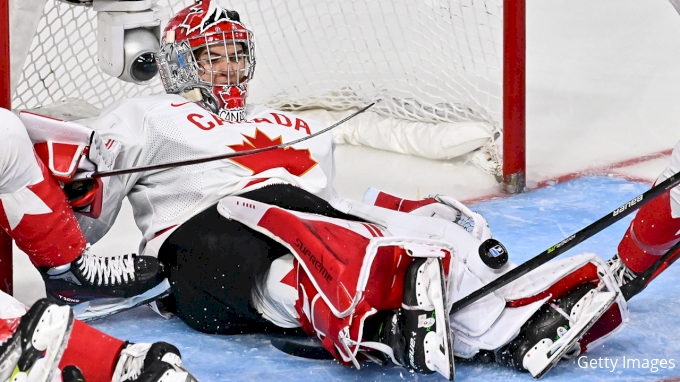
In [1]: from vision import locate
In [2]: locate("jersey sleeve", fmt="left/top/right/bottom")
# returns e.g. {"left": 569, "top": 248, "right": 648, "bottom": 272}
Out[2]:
{"left": 75, "top": 101, "right": 148, "bottom": 245}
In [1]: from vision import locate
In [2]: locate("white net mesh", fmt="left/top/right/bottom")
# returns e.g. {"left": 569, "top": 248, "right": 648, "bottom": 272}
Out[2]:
{"left": 12, "top": 0, "right": 503, "bottom": 128}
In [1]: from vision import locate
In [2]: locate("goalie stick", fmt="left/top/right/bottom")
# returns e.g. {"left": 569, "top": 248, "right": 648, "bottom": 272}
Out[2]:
{"left": 450, "top": 169, "right": 680, "bottom": 314}
{"left": 90, "top": 103, "right": 375, "bottom": 178}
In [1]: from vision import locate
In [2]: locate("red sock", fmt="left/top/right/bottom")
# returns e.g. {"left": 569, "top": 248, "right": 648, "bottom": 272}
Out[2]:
{"left": 59, "top": 320, "right": 125, "bottom": 382}
{"left": 619, "top": 189, "right": 680, "bottom": 274}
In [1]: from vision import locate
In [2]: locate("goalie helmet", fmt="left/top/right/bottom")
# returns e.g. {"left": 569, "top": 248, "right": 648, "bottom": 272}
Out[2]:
{"left": 156, "top": 0, "right": 255, "bottom": 122}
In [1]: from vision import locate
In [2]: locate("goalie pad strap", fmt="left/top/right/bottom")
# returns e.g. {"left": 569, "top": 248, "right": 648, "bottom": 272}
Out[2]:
{"left": 506, "top": 263, "right": 600, "bottom": 308}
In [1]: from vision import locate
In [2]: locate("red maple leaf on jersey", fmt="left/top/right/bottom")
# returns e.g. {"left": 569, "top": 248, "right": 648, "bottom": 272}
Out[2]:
{"left": 227, "top": 129, "right": 318, "bottom": 178}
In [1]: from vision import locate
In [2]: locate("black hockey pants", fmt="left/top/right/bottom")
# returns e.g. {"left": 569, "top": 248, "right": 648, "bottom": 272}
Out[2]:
{"left": 158, "top": 184, "right": 359, "bottom": 335}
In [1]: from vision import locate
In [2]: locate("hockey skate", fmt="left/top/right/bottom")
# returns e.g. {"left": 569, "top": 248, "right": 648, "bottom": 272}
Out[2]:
{"left": 112, "top": 342, "right": 197, "bottom": 382}
{"left": 0, "top": 299, "right": 74, "bottom": 382}
{"left": 606, "top": 253, "right": 637, "bottom": 288}
{"left": 377, "top": 258, "right": 455, "bottom": 380}
{"left": 496, "top": 284, "right": 617, "bottom": 379}
{"left": 40, "top": 249, "right": 171, "bottom": 322}
{"left": 61, "top": 366, "right": 86, "bottom": 382}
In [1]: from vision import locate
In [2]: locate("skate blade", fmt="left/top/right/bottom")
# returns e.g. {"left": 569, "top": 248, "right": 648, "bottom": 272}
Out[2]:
{"left": 73, "top": 279, "right": 171, "bottom": 322}
{"left": 423, "top": 259, "right": 455, "bottom": 381}
{"left": 32, "top": 305, "right": 75, "bottom": 382}
{"left": 523, "top": 291, "right": 617, "bottom": 379}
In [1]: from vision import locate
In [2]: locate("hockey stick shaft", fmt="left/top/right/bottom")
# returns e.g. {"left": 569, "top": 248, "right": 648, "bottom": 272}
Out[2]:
{"left": 620, "top": 237, "right": 680, "bottom": 300}
{"left": 91, "top": 103, "right": 375, "bottom": 178}
{"left": 450, "top": 170, "right": 680, "bottom": 314}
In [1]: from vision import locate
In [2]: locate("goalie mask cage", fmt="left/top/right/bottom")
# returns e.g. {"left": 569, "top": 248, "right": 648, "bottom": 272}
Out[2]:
{"left": 0, "top": 0, "right": 525, "bottom": 294}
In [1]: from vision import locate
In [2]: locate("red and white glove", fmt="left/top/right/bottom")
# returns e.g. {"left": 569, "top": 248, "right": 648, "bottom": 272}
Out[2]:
{"left": 19, "top": 111, "right": 121, "bottom": 218}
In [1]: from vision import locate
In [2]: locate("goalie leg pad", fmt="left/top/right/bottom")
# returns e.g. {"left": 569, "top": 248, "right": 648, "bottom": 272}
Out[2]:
{"left": 362, "top": 187, "right": 491, "bottom": 241}
{"left": 217, "top": 195, "right": 455, "bottom": 376}
{"left": 487, "top": 254, "right": 630, "bottom": 378}
{"left": 496, "top": 257, "right": 626, "bottom": 379}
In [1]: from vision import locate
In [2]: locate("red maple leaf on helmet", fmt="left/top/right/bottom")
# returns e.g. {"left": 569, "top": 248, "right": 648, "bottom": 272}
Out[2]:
{"left": 227, "top": 129, "right": 318, "bottom": 177}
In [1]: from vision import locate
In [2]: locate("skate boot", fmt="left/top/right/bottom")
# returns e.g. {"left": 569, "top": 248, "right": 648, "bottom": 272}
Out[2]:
{"left": 112, "top": 342, "right": 197, "bottom": 382}
{"left": 40, "top": 249, "right": 171, "bottom": 321}
{"left": 495, "top": 283, "right": 617, "bottom": 378}
{"left": 377, "top": 258, "right": 455, "bottom": 380}
{"left": 61, "top": 366, "right": 85, "bottom": 382}
{"left": 606, "top": 253, "right": 637, "bottom": 288}
{"left": 0, "top": 299, "right": 74, "bottom": 382}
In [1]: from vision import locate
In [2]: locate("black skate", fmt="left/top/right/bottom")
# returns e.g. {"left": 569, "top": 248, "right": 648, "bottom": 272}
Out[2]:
{"left": 62, "top": 366, "right": 86, "bottom": 382}
{"left": 40, "top": 249, "right": 171, "bottom": 321}
{"left": 0, "top": 299, "right": 74, "bottom": 382}
{"left": 378, "top": 258, "right": 455, "bottom": 380}
{"left": 112, "top": 341, "right": 197, "bottom": 382}
{"left": 495, "top": 283, "right": 616, "bottom": 378}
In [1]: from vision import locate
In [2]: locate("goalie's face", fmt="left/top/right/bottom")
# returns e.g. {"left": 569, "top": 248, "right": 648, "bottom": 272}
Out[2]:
{"left": 195, "top": 41, "right": 250, "bottom": 86}
{"left": 157, "top": 0, "right": 256, "bottom": 122}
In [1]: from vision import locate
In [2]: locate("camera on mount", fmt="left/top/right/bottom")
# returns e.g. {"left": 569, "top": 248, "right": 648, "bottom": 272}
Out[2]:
{"left": 57, "top": 0, "right": 170, "bottom": 84}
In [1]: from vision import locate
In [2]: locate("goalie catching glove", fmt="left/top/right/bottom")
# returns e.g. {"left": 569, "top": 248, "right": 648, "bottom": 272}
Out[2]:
{"left": 19, "top": 111, "right": 121, "bottom": 219}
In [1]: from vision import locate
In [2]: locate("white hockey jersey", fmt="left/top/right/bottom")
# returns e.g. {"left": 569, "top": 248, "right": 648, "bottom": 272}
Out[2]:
{"left": 77, "top": 94, "right": 336, "bottom": 256}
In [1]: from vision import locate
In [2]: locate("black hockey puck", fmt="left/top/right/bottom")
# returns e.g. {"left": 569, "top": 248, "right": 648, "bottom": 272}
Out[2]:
{"left": 478, "top": 238, "right": 508, "bottom": 269}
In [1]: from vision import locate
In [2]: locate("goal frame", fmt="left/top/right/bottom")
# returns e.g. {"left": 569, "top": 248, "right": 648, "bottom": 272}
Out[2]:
{"left": 0, "top": 0, "right": 526, "bottom": 295}
{"left": 1, "top": 0, "right": 13, "bottom": 295}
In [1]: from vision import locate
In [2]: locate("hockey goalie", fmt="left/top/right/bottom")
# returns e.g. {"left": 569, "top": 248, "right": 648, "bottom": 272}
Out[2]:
{"left": 0, "top": 0, "right": 628, "bottom": 380}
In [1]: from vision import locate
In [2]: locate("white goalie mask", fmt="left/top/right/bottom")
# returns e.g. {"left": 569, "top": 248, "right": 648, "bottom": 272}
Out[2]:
{"left": 156, "top": 0, "right": 256, "bottom": 122}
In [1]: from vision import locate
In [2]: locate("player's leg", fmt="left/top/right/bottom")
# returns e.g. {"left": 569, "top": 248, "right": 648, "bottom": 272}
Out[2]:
{"left": 0, "top": 108, "right": 86, "bottom": 268}
{"left": 157, "top": 202, "right": 286, "bottom": 335}
{"left": 361, "top": 187, "right": 492, "bottom": 241}
{"left": 58, "top": 320, "right": 196, "bottom": 382}
{"left": 157, "top": 184, "right": 361, "bottom": 334}
{"left": 217, "top": 194, "right": 455, "bottom": 379}
{"left": 609, "top": 139, "right": 680, "bottom": 294}
{"left": 0, "top": 109, "right": 167, "bottom": 317}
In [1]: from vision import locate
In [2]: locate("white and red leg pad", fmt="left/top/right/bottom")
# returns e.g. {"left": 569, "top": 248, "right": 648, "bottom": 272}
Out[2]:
{"left": 453, "top": 254, "right": 628, "bottom": 360}
{"left": 619, "top": 189, "right": 680, "bottom": 274}
{"left": 362, "top": 187, "right": 491, "bottom": 241}
{"left": 0, "top": 155, "right": 86, "bottom": 267}
{"left": 504, "top": 254, "right": 628, "bottom": 377}
{"left": 217, "top": 196, "right": 454, "bottom": 367}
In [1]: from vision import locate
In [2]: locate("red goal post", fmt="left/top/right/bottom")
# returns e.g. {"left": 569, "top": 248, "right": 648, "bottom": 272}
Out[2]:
{"left": 1, "top": 0, "right": 12, "bottom": 295}
{"left": 0, "top": 0, "right": 526, "bottom": 295}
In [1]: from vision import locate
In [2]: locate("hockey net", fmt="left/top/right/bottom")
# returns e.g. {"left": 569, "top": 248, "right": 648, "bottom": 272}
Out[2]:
{"left": 2, "top": 0, "right": 521, "bottom": 292}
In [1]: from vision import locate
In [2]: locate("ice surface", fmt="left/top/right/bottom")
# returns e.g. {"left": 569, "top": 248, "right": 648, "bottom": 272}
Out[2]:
{"left": 89, "top": 176, "right": 680, "bottom": 381}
